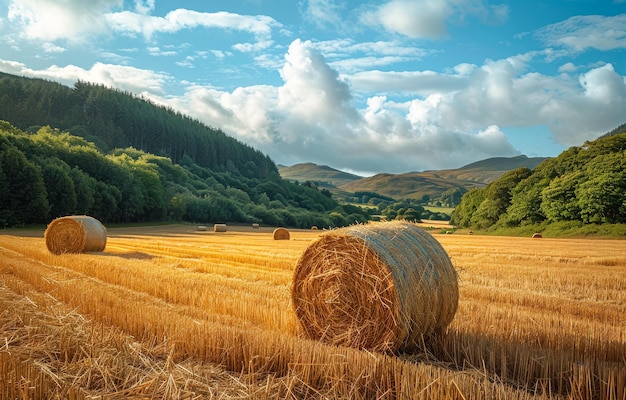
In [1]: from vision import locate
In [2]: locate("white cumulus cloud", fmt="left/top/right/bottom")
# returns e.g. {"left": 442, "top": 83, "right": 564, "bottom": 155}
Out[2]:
{"left": 536, "top": 14, "right": 626, "bottom": 52}
{"left": 7, "top": 0, "right": 122, "bottom": 43}
{"left": 366, "top": 0, "right": 452, "bottom": 39}
{"left": 140, "top": 39, "right": 525, "bottom": 173}
{"left": 105, "top": 9, "right": 280, "bottom": 51}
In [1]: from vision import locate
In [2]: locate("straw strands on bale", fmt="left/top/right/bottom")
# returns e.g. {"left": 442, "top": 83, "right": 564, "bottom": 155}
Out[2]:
{"left": 273, "top": 227, "right": 290, "bottom": 240}
{"left": 44, "top": 215, "right": 107, "bottom": 255}
{"left": 292, "top": 221, "right": 459, "bottom": 353}
{"left": 214, "top": 224, "right": 227, "bottom": 232}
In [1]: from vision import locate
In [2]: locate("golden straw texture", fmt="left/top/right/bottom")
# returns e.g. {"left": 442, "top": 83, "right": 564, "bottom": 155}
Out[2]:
{"left": 273, "top": 227, "right": 290, "bottom": 240}
{"left": 44, "top": 216, "right": 107, "bottom": 255}
{"left": 292, "top": 221, "right": 458, "bottom": 352}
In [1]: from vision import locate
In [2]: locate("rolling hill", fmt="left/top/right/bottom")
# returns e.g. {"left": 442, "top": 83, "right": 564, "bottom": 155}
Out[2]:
{"left": 277, "top": 162, "right": 362, "bottom": 187}
{"left": 279, "top": 155, "right": 548, "bottom": 200}
{"left": 438, "top": 155, "right": 547, "bottom": 182}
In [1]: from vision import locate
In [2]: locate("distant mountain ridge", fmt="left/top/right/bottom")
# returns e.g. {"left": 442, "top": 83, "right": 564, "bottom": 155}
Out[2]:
{"left": 429, "top": 155, "right": 547, "bottom": 183}
{"left": 277, "top": 162, "right": 362, "bottom": 187}
{"left": 279, "top": 155, "right": 548, "bottom": 200}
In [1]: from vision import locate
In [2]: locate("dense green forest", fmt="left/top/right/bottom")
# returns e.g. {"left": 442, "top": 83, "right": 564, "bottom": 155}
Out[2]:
{"left": 451, "top": 131, "right": 626, "bottom": 235}
{"left": 0, "top": 121, "right": 374, "bottom": 228}
{"left": 0, "top": 72, "right": 376, "bottom": 228}
{"left": 0, "top": 72, "right": 275, "bottom": 179}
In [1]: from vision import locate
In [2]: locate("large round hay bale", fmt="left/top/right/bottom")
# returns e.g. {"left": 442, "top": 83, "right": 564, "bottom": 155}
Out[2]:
{"left": 214, "top": 224, "right": 227, "bottom": 232}
{"left": 273, "top": 227, "right": 290, "bottom": 240}
{"left": 45, "top": 215, "right": 107, "bottom": 255}
{"left": 532, "top": 233, "right": 542, "bottom": 239}
{"left": 292, "top": 221, "right": 458, "bottom": 353}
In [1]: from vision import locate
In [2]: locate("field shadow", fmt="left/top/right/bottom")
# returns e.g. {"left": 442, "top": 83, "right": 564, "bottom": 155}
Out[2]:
{"left": 0, "top": 229, "right": 45, "bottom": 238}
{"left": 100, "top": 251, "right": 154, "bottom": 260}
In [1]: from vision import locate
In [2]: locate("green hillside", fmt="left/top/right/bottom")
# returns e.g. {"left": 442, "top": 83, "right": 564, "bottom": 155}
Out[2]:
{"left": 334, "top": 155, "right": 546, "bottom": 201}
{"left": 0, "top": 72, "right": 274, "bottom": 179}
{"left": 281, "top": 156, "right": 547, "bottom": 203}
{"left": 278, "top": 162, "right": 362, "bottom": 187}
{"left": 452, "top": 131, "right": 626, "bottom": 236}
{"left": 440, "top": 155, "right": 547, "bottom": 183}
{"left": 338, "top": 172, "right": 480, "bottom": 200}
{"left": 0, "top": 72, "right": 375, "bottom": 228}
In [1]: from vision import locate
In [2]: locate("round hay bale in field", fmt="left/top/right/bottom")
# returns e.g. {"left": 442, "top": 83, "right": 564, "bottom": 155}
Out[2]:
{"left": 45, "top": 215, "right": 107, "bottom": 255}
{"left": 273, "top": 227, "right": 290, "bottom": 240}
{"left": 292, "top": 221, "right": 458, "bottom": 353}
{"left": 213, "top": 223, "right": 227, "bottom": 232}
{"left": 311, "top": 225, "right": 318, "bottom": 230}
{"left": 532, "top": 233, "right": 543, "bottom": 239}
{"left": 197, "top": 225, "right": 207, "bottom": 231}
{"left": 252, "top": 223, "right": 260, "bottom": 229}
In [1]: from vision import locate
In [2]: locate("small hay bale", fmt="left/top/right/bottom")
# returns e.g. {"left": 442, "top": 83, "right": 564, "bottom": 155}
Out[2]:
{"left": 214, "top": 224, "right": 227, "bottom": 232}
{"left": 252, "top": 223, "right": 260, "bottom": 229}
{"left": 197, "top": 225, "right": 207, "bottom": 231}
{"left": 292, "top": 221, "right": 458, "bottom": 353}
{"left": 273, "top": 227, "right": 290, "bottom": 240}
{"left": 45, "top": 215, "right": 107, "bottom": 255}
{"left": 311, "top": 225, "right": 318, "bottom": 230}
{"left": 468, "top": 230, "right": 474, "bottom": 235}
{"left": 532, "top": 233, "right": 543, "bottom": 238}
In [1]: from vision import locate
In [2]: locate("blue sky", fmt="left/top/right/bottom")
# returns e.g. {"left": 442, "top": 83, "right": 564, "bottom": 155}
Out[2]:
{"left": 0, "top": 0, "right": 625, "bottom": 175}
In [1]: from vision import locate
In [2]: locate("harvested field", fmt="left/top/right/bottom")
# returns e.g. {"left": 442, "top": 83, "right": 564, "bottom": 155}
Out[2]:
{"left": 0, "top": 223, "right": 624, "bottom": 399}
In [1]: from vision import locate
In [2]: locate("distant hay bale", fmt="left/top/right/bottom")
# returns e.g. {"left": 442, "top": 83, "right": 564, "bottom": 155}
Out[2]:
{"left": 273, "top": 227, "right": 290, "bottom": 240}
{"left": 197, "top": 225, "right": 207, "bottom": 231}
{"left": 311, "top": 226, "right": 318, "bottom": 230}
{"left": 532, "top": 233, "right": 543, "bottom": 239}
{"left": 252, "top": 223, "right": 260, "bottom": 229}
{"left": 44, "top": 215, "right": 107, "bottom": 255}
{"left": 468, "top": 230, "right": 474, "bottom": 235}
{"left": 214, "top": 224, "right": 227, "bottom": 232}
{"left": 292, "top": 221, "right": 458, "bottom": 353}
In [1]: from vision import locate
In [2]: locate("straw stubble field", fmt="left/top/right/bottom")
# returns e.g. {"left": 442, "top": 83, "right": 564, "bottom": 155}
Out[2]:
{"left": 0, "top": 224, "right": 624, "bottom": 399}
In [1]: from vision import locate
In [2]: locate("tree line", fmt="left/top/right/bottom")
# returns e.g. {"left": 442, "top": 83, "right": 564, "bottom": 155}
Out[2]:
{"left": 451, "top": 131, "right": 626, "bottom": 230}
{"left": 0, "top": 121, "right": 373, "bottom": 228}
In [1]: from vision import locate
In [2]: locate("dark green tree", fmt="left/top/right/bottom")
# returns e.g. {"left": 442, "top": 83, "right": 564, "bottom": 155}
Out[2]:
{"left": 0, "top": 139, "right": 49, "bottom": 225}
{"left": 577, "top": 172, "right": 626, "bottom": 223}
{"left": 540, "top": 171, "right": 583, "bottom": 222}
{"left": 68, "top": 167, "right": 96, "bottom": 215}
{"left": 451, "top": 188, "right": 485, "bottom": 227}
{"left": 36, "top": 157, "right": 77, "bottom": 218}
{"left": 503, "top": 174, "right": 548, "bottom": 226}
{"left": 439, "top": 187, "right": 467, "bottom": 207}
{"left": 402, "top": 207, "right": 421, "bottom": 222}
{"left": 92, "top": 181, "right": 121, "bottom": 222}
